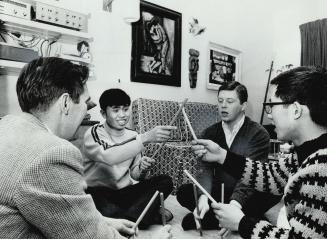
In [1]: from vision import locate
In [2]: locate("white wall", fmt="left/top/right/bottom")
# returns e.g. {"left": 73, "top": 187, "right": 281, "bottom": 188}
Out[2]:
{"left": 260, "top": 0, "right": 327, "bottom": 124}
{"left": 1, "top": 0, "right": 327, "bottom": 123}
{"left": 85, "top": 0, "right": 275, "bottom": 121}
{"left": 272, "top": 0, "right": 327, "bottom": 69}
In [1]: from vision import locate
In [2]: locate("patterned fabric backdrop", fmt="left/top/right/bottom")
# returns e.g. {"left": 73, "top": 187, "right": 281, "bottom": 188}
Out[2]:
{"left": 132, "top": 98, "right": 220, "bottom": 193}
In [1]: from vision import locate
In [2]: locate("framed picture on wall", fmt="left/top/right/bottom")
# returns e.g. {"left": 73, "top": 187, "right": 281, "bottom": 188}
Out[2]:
{"left": 131, "top": 1, "right": 181, "bottom": 87}
{"left": 207, "top": 42, "right": 241, "bottom": 90}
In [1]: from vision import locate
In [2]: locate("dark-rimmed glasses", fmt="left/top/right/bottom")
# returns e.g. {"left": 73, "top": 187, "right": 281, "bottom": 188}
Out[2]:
{"left": 263, "top": 102, "right": 293, "bottom": 114}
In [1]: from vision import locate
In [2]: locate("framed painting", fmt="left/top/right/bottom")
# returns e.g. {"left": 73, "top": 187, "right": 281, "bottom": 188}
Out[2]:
{"left": 131, "top": 1, "right": 182, "bottom": 87}
{"left": 207, "top": 42, "right": 241, "bottom": 90}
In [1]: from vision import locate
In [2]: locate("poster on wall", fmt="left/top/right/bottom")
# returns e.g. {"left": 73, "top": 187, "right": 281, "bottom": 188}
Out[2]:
{"left": 207, "top": 42, "right": 241, "bottom": 90}
{"left": 131, "top": 1, "right": 181, "bottom": 87}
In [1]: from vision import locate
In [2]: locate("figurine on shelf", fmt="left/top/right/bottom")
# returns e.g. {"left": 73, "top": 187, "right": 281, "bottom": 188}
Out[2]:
{"left": 77, "top": 40, "right": 91, "bottom": 59}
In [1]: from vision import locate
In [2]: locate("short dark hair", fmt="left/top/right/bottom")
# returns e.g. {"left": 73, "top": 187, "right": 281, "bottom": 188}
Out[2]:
{"left": 99, "top": 88, "right": 131, "bottom": 111}
{"left": 16, "top": 57, "right": 89, "bottom": 113}
{"left": 271, "top": 66, "right": 327, "bottom": 126}
{"left": 218, "top": 81, "right": 248, "bottom": 104}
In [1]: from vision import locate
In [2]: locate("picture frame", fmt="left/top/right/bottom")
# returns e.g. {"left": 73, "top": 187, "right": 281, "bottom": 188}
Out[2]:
{"left": 131, "top": 1, "right": 182, "bottom": 87}
{"left": 207, "top": 42, "right": 241, "bottom": 90}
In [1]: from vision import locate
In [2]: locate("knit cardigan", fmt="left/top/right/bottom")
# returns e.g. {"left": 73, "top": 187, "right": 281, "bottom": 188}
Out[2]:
{"left": 223, "top": 133, "right": 327, "bottom": 239}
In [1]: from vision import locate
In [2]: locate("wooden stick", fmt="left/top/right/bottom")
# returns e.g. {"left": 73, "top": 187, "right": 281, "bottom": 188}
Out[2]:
{"left": 132, "top": 191, "right": 159, "bottom": 234}
{"left": 183, "top": 170, "right": 217, "bottom": 204}
{"left": 151, "top": 98, "right": 188, "bottom": 159}
{"left": 193, "top": 184, "right": 203, "bottom": 236}
{"left": 182, "top": 108, "right": 198, "bottom": 140}
{"left": 218, "top": 183, "right": 231, "bottom": 238}
{"left": 184, "top": 170, "right": 231, "bottom": 237}
{"left": 221, "top": 183, "right": 224, "bottom": 204}
{"left": 159, "top": 192, "right": 166, "bottom": 226}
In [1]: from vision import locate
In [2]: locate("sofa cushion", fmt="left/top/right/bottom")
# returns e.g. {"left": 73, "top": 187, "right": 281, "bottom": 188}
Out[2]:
{"left": 184, "top": 102, "right": 219, "bottom": 138}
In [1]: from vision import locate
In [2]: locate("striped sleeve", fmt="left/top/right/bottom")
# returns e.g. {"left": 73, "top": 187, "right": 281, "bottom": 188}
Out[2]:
{"left": 240, "top": 156, "right": 293, "bottom": 195}
{"left": 83, "top": 124, "right": 144, "bottom": 166}
{"left": 90, "top": 124, "right": 137, "bottom": 150}
{"left": 224, "top": 151, "right": 296, "bottom": 195}
{"left": 238, "top": 152, "right": 327, "bottom": 239}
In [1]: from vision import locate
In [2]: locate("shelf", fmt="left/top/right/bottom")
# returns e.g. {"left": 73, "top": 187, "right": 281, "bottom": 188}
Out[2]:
{"left": 1, "top": 15, "right": 93, "bottom": 43}
{"left": 57, "top": 53, "right": 93, "bottom": 66}
{"left": 0, "top": 59, "right": 25, "bottom": 75}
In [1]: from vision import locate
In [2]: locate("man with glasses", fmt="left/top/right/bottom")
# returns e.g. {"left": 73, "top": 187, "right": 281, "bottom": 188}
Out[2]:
{"left": 263, "top": 101, "right": 293, "bottom": 114}
{"left": 192, "top": 66, "right": 327, "bottom": 239}
{"left": 176, "top": 81, "right": 280, "bottom": 231}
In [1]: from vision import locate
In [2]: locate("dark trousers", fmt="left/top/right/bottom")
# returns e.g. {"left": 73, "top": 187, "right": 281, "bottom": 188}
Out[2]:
{"left": 176, "top": 183, "right": 281, "bottom": 229}
{"left": 86, "top": 175, "right": 173, "bottom": 229}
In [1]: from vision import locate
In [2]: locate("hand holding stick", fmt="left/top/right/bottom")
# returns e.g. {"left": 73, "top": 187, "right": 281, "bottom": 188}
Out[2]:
{"left": 193, "top": 184, "right": 203, "bottom": 236}
{"left": 151, "top": 98, "right": 189, "bottom": 159}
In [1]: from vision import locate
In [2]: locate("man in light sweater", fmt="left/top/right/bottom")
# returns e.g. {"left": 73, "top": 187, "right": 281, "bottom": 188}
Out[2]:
{"left": 177, "top": 81, "right": 280, "bottom": 230}
{"left": 84, "top": 88, "right": 175, "bottom": 229}
{"left": 0, "top": 57, "right": 172, "bottom": 239}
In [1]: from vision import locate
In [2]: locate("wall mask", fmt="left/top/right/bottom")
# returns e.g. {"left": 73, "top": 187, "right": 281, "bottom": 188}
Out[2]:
{"left": 189, "top": 49, "right": 199, "bottom": 88}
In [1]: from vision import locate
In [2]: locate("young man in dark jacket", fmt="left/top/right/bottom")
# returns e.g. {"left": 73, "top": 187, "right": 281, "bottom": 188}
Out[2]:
{"left": 177, "top": 81, "right": 280, "bottom": 230}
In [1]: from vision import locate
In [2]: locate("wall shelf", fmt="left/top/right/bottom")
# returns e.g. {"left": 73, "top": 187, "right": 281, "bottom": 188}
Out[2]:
{"left": 1, "top": 15, "right": 93, "bottom": 43}
{"left": 0, "top": 59, "right": 25, "bottom": 75}
{"left": 0, "top": 14, "right": 94, "bottom": 75}
{"left": 56, "top": 53, "right": 93, "bottom": 66}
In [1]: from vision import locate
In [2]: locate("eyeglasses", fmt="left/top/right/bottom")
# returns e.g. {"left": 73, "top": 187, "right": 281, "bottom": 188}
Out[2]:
{"left": 263, "top": 102, "right": 293, "bottom": 114}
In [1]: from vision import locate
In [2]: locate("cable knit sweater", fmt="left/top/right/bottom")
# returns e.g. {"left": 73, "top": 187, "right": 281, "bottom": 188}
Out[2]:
{"left": 223, "top": 133, "right": 327, "bottom": 239}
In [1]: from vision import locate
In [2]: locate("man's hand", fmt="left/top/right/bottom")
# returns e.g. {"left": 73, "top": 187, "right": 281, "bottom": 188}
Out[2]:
{"left": 193, "top": 194, "right": 210, "bottom": 229}
{"left": 211, "top": 202, "right": 244, "bottom": 231}
{"left": 191, "top": 139, "right": 227, "bottom": 164}
{"left": 151, "top": 225, "right": 172, "bottom": 239}
{"left": 140, "top": 126, "right": 177, "bottom": 144}
{"left": 139, "top": 156, "right": 155, "bottom": 171}
{"left": 104, "top": 217, "right": 135, "bottom": 235}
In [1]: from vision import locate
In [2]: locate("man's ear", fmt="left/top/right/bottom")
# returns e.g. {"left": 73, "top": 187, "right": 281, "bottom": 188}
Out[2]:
{"left": 59, "top": 93, "right": 70, "bottom": 115}
{"left": 100, "top": 109, "right": 106, "bottom": 119}
{"left": 241, "top": 101, "right": 248, "bottom": 112}
{"left": 293, "top": 102, "right": 303, "bottom": 120}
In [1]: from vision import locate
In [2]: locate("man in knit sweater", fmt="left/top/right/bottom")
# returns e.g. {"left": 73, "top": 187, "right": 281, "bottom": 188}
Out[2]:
{"left": 177, "top": 81, "right": 280, "bottom": 230}
{"left": 0, "top": 57, "right": 172, "bottom": 239}
{"left": 84, "top": 88, "right": 175, "bottom": 229}
{"left": 192, "top": 66, "right": 327, "bottom": 239}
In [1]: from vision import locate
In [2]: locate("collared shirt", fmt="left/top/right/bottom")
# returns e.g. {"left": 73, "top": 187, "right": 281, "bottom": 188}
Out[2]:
{"left": 44, "top": 123, "right": 53, "bottom": 135}
{"left": 222, "top": 114, "right": 245, "bottom": 148}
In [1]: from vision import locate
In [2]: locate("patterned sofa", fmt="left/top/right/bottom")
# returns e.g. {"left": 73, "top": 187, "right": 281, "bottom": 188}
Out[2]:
{"left": 132, "top": 98, "right": 220, "bottom": 193}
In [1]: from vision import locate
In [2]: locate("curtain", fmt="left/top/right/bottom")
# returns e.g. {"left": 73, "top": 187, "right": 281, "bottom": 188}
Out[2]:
{"left": 300, "top": 18, "right": 327, "bottom": 68}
